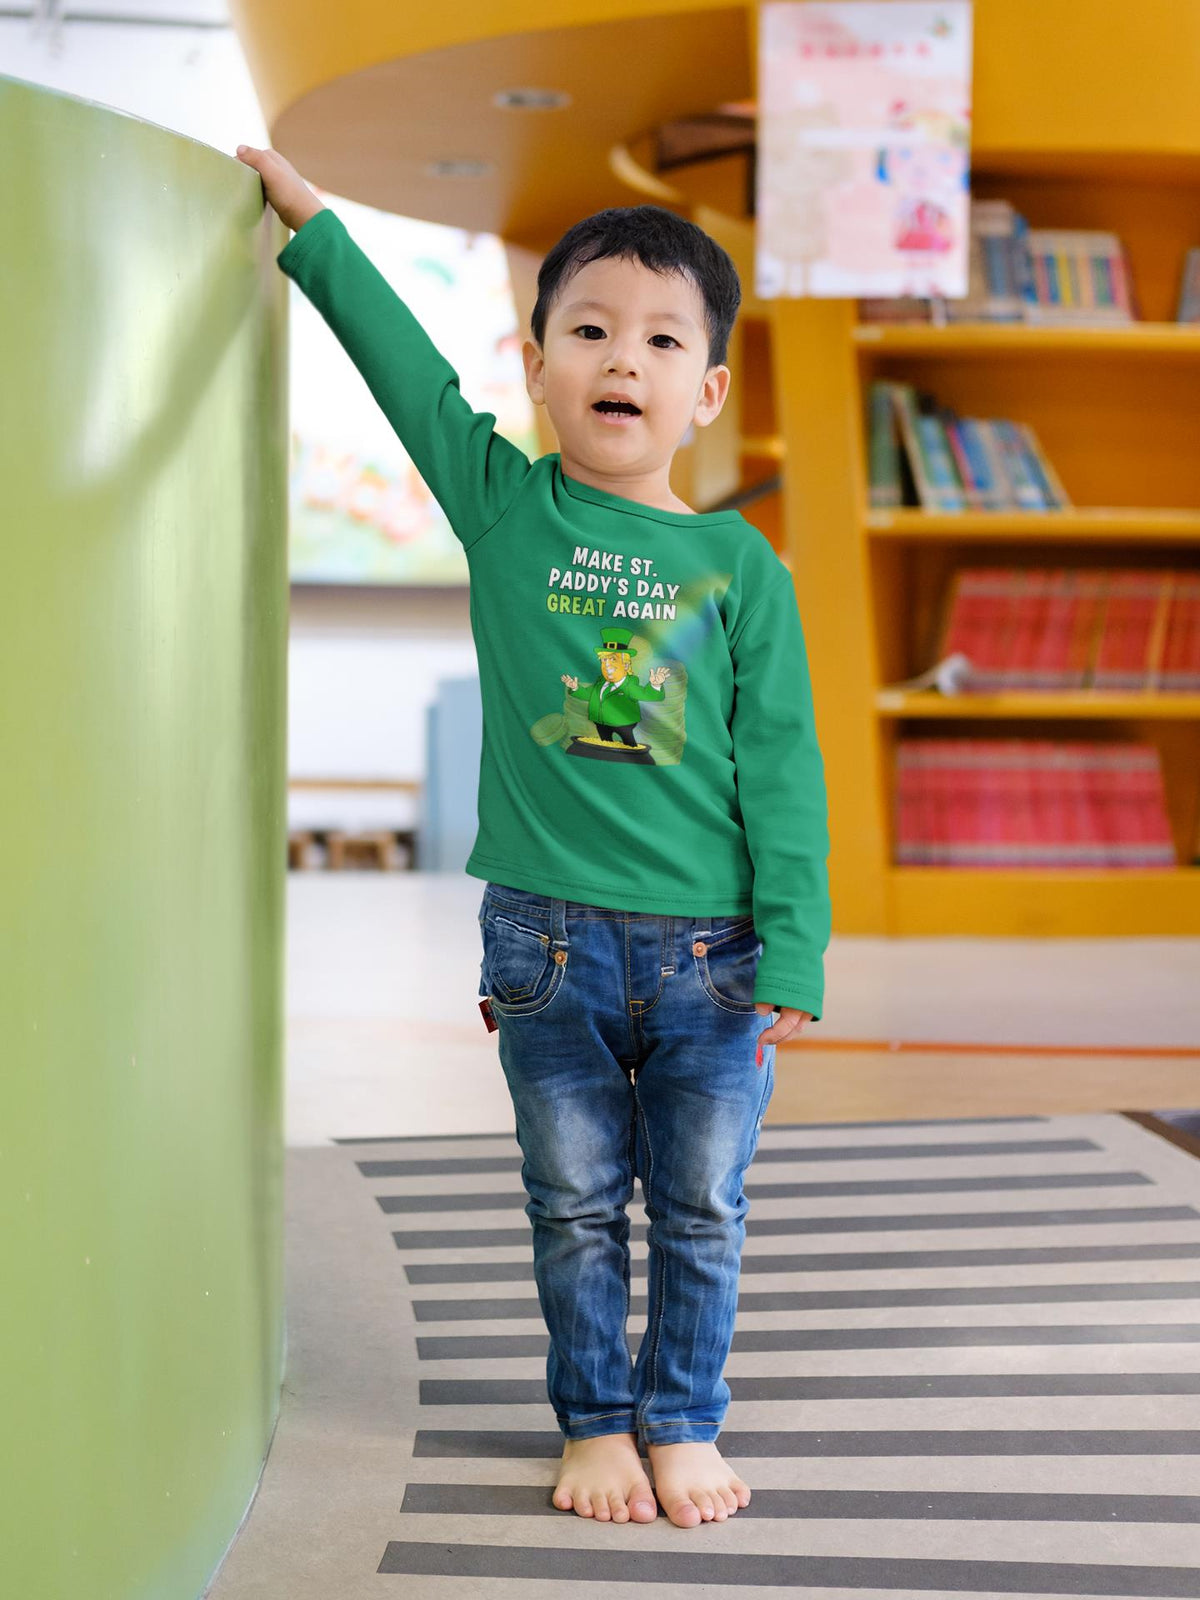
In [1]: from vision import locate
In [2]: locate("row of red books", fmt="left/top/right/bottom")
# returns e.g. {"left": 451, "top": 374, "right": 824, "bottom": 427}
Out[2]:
{"left": 894, "top": 739, "right": 1176, "bottom": 868}
{"left": 938, "top": 568, "right": 1200, "bottom": 691}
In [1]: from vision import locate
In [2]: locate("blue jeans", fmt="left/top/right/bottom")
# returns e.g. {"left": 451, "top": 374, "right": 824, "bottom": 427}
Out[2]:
{"left": 477, "top": 881, "right": 777, "bottom": 1448}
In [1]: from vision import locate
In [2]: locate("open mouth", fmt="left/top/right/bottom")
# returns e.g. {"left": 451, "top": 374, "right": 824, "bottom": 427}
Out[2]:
{"left": 592, "top": 401, "right": 642, "bottom": 425}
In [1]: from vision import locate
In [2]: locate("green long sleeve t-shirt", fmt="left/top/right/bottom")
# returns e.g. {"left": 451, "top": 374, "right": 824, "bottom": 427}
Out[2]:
{"left": 277, "top": 205, "right": 831, "bottom": 1017}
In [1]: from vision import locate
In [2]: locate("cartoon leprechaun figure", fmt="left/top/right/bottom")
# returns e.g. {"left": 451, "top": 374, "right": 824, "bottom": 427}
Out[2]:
{"left": 560, "top": 624, "right": 671, "bottom": 758}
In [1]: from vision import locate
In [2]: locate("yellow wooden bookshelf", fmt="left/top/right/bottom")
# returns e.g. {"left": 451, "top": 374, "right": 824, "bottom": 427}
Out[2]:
{"left": 757, "top": 4, "right": 1200, "bottom": 938}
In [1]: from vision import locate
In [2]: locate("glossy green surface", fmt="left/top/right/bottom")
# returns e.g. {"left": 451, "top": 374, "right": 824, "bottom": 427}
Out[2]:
{"left": 0, "top": 75, "right": 289, "bottom": 1599}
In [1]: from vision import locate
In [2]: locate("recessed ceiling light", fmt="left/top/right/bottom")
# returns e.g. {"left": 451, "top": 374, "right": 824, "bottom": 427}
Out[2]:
{"left": 424, "top": 159, "right": 494, "bottom": 179}
{"left": 493, "top": 88, "right": 572, "bottom": 110}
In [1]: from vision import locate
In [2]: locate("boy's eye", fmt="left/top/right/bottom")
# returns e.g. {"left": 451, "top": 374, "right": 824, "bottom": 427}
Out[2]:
{"left": 575, "top": 325, "right": 678, "bottom": 348}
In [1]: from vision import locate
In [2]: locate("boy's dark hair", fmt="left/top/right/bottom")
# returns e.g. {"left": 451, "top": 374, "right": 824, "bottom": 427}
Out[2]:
{"left": 530, "top": 204, "right": 742, "bottom": 372}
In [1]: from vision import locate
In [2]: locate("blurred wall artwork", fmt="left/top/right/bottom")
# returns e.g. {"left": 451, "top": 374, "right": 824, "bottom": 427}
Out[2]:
{"left": 288, "top": 192, "right": 538, "bottom": 586}
{"left": 756, "top": 0, "right": 974, "bottom": 298}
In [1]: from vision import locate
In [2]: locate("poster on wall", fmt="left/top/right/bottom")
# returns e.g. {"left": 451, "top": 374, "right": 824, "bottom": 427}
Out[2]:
{"left": 755, "top": 1, "right": 973, "bottom": 298}
{"left": 287, "top": 191, "right": 538, "bottom": 586}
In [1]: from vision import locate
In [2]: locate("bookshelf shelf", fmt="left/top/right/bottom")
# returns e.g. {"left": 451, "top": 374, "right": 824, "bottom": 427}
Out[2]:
{"left": 853, "top": 322, "right": 1200, "bottom": 358}
{"left": 865, "top": 509, "right": 1200, "bottom": 543}
{"left": 877, "top": 690, "right": 1200, "bottom": 720}
{"left": 888, "top": 866, "right": 1200, "bottom": 937}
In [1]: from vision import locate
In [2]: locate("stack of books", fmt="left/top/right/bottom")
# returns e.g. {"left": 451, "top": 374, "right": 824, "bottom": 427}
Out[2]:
{"left": 932, "top": 567, "right": 1200, "bottom": 692}
{"left": 1017, "top": 225, "right": 1137, "bottom": 325}
{"left": 947, "top": 198, "right": 1034, "bottom": 323}
{"left": 894, "top": 738, "right": 1176, "bottom": 867}
{"left": 860, "top": 198, "right": 1147, "bottom": 325}
{"left": 869, "top": 381, "right": 1069, "bottom": 511}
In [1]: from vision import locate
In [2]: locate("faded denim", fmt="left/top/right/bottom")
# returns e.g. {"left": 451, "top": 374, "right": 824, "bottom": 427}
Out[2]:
{"left": 478, "top": 880, "right": 777, "bottom": 1447}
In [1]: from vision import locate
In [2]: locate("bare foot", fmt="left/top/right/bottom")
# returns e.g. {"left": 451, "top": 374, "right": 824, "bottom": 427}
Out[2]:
{"left": 645, "top": 1440, "right": 751, "bottom": 1527}
{"left": 553, "top": 1432, "right": 659, "bottom": 1522}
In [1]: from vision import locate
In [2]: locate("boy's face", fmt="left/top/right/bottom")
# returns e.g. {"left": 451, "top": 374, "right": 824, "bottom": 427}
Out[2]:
{"left": 523, "top": 255, "right": 730, "bottom": 482}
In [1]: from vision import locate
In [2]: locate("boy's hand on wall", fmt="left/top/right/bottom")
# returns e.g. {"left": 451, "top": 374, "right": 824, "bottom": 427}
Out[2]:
{"left": 235, "top": 145, "right": 326, "bottom": 234}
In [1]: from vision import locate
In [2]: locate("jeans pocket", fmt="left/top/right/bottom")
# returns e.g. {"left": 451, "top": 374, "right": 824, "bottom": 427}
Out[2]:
{"left": 695, "top": 917, "right": 761, "bottom": 1014}
{"left": 482, "top": 908, "right": 568, "bottom": 1014}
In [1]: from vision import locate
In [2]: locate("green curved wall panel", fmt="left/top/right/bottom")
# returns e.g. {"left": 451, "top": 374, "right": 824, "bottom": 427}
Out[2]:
{"left": 0, "top": 75, "right": 289, "bottom": 1600}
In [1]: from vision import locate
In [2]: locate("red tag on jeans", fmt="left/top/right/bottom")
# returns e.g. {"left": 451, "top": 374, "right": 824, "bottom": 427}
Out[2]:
{"left": 479, "top": 997, "right": 498, "bottom": 1033}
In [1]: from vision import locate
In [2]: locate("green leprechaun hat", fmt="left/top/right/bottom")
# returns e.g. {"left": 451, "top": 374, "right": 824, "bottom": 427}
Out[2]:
{"left": 594, "top": 624, "right": 638, "bottom": 658}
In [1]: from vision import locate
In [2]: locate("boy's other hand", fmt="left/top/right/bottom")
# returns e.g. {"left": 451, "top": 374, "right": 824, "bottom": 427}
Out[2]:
{"left": 755, "top": 1004, "right": 810, "bottom": 1046}
{"left": 235, "top": 144, "right": 326, "bottom": 234}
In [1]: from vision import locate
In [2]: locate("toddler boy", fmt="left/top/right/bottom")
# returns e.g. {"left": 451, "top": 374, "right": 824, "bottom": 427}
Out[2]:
{"left": 237, "top": 143, "right": 830, "bottom": 1529}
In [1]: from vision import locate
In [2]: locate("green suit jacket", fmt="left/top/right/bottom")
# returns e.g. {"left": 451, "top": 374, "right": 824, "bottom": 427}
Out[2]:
{"left": 570, "top": 673, "right": 665, "bottom": 727}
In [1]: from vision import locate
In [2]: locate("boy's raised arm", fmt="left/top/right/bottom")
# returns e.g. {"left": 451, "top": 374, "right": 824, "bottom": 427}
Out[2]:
{"left": 275, "top": 206, "right": 531, "bottom": 552}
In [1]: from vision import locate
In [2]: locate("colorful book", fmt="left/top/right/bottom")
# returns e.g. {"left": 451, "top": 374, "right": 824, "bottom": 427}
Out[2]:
{"left": 867, "top": 381, "right": 903, "bottom": 508}
{"left": 1022, "top": 229, "right": 1136, "bottom": 324}
{"left": 890, "top": 383, "right": 967, "bottom": 512}
{"left": 991, "top": 420, "right": 1049, "bottom": 509}
{"left": 941, "top": 198, "right": 1030, "bottom": 323}
{"left": 1176, "top": 247, "right": 1200, "bottom": 323}
{"left": 1016, "top": 423, "right": 1072, "bottom": 508}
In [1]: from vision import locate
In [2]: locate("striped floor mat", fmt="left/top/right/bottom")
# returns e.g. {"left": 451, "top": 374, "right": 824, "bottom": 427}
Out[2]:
{"left": 212, "top": 1112, "right": 1200, "bottom": 1599}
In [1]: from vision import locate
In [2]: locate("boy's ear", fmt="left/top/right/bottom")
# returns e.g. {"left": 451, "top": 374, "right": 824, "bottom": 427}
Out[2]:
{"left": 523, "top": 338, "right": 546, "bottom": 404}
{"left": 694, "top": 364, "right": 732, "bottom": 428}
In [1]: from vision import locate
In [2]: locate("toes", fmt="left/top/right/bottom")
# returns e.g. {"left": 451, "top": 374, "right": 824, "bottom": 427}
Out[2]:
{"left": 667, "top": 1497, "right": 702, "bottom": 1527}
{"left": 556, "top": 1476, "right": 659, "bottom": 1523}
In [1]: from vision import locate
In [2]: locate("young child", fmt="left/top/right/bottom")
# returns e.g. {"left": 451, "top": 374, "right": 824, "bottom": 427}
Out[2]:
{"left": 237, "top": 144, "right": 831, "bottom": 1530}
